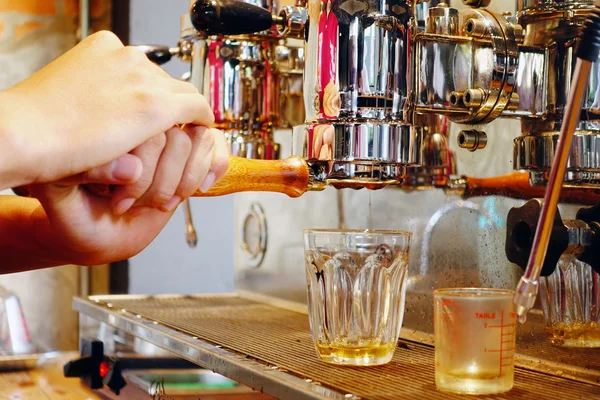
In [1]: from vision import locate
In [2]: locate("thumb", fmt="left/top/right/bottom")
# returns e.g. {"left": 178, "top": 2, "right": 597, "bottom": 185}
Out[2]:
{"left": 58, "top": 154, "right": 143, "bottom": 186}
{"left": 29, "top": 154, "right": 143, "bottom": 215}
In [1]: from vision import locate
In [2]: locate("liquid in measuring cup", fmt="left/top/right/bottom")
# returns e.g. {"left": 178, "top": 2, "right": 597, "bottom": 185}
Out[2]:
{"left": 434, "top": 288, "right": 516, "bottom": 395}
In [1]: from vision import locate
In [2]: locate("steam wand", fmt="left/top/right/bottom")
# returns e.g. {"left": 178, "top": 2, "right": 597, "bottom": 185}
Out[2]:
{"left": 513, "top": 8, "right": 600, "bottom": 321}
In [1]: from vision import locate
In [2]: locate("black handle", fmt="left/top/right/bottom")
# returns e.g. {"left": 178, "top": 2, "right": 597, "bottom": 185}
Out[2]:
{"left": 64, "top": 338, "right": 105, "bottom": 389}
{"left": 190, "top": 0, "right": 274, "bottom": 35}
{"left": 505, "top": 199, "right": 568, "bottom": 277}
{"left": 575, "top": 204, "right": 600, "bottom": 274}
{"left": 137, "top": 45, "right": 174, "bottom": 65}
{"left": 577, "top": 6, "right": 600, "bottom": 61}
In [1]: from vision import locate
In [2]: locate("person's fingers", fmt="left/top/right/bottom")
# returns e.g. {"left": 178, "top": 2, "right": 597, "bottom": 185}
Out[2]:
{"left": 111, "top": 134, "right": 167, "bottom": 215}
{"left": 176, "top": 126, "right": 216, "bottom": 198}
{"left": 136, "top": 127, "right": 193, "bottom": 211}
{"left": 171, "top": 93, "right": 215, "bottom": 127}
{"left": 168, "top": 78, "right": 201, "bottom": 94}
{"left": 58, "top": 154, "right": 143, "bottom": 186}
{"left": 204, "top": 128, "right": 229, "bottom": 189}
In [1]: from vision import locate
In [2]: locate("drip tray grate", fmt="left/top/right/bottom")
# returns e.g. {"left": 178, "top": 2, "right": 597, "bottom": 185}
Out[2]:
{"left": 75, "top": 294, "right": 599, "bottom": 400}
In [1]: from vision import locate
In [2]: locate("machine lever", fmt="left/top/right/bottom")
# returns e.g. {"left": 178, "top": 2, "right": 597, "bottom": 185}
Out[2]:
{"left": 448, "top": 172, "right": 600, "bottom": 205}
{"left": 190, "top": 0, "right": 275, "bottom": 35}
{"left": 136, "top": 45, "right": 179, "bottom": 65}
{"left": 12, "top": 156, "right": 312, "bottom": 199}
{"left": 81, "top": 156, "right": 311, "bottom": 199}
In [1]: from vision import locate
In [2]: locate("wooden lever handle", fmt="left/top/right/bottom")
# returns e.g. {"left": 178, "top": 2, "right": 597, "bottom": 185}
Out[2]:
{"left": 464, "top": 171, "right": 600, "bottom": 205}
{"left": 85, "top": 156, "right": 310, "bottom": 199}
{"left": 193, "top": 155, "right": 309, "bottom": 197}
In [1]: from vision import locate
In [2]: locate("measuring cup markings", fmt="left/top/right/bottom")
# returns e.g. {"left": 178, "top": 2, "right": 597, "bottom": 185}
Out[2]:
{"left": 479, "top": 310, "right": 516, "bottom": 375}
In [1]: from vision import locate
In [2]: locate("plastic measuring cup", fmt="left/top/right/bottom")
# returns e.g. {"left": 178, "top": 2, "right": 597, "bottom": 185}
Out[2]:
{"left": 433, "top": 288, "right": 516, "bottom": 394}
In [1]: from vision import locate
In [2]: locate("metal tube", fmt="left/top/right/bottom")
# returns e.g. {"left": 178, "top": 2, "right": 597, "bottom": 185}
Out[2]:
{"left": 79, "top": 0, "right": 90, "bottom": 41}
{"left": 183, "top": 200, "right": 198, "bottom": 248}
{"left": 514, "top": 59, "right": 592, "bottom": 319}
{"left": 79, "top": 0, "right": 91, "bottom": 297}
{"left": 337, "top": 191, "right": 346, "bottom": 230}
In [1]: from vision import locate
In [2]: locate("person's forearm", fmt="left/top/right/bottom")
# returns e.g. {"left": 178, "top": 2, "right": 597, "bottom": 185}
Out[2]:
{"left": 0, "top": 196, "right": 75, "bottom": 274}
{"left": 0, "top": 90, "right": 36, "bottom": 191}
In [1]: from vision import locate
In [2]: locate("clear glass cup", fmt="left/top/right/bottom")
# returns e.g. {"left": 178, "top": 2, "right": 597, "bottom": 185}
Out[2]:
{"left": 0, "top": 285, "right": 34, "bottom": 355}
{"left": 303, "top": 229, "right": 412, "bottom": 366}
{"left": 540, "top": 255, "right": 600, "bottom": 347}
{"left": 433, "top": 288, "right": 516, "bottom": 395}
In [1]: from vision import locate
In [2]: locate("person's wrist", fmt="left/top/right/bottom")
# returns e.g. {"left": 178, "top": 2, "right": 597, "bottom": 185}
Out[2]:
{"left": 0, "top": 89, "right": 38, "bottom": 189}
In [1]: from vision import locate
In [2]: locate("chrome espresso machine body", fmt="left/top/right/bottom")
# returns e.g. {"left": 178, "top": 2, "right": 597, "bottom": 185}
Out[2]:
{"left": 69, "top": 0, "right": 600, "bottom": 398}
{"left": 164, "top": 0, "right": 306, "bottom": 160}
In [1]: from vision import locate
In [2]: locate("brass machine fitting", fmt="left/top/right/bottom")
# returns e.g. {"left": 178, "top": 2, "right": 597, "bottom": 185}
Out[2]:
{"left": 457, "top": 130, "right": 487, "bottom": 151}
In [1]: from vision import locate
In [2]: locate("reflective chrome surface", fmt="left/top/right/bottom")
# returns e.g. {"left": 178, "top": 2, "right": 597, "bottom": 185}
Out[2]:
{"left": 293, "top": 122, "right": 420, "bottom": 186}
{"left": 190, "top": 39, "right": 279, "bottom": 131}
{"left": 509, "top": 4, "right": 600, "bottom": 184}
{"left": 511, "top": 8, "right": 599, "bottom": 121}
{"left": 303, "top": 0, "right": 411, "bottom": 123}
{"left": 414, "top": 6, "right": 520, "bottom": 124}
{"left": 403, "top": 114, "right": 454, "bottom": 188}
{"left": 276, "top": 40, "right": 305, "bottom": 128}
{"left": 514, "top": 130, "right": 600, "bottom": 185}
{"left": 517, "top": 0, "right": 594, "bottom": 13}
{"left": 296, "top": 0, "right": 420, "bottom": 185}
{"left": 182, "top": 1, "right": 305, "bottom": 160}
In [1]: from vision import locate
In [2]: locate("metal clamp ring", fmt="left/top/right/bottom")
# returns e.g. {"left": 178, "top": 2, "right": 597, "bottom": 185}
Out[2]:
{"left": 241, "top": 202, "right": 268, "bottom": 269}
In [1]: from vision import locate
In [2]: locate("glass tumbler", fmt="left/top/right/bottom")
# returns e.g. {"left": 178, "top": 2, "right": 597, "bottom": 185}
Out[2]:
{"left": 434, "top": 288, "right": 516, "bottom": 395}
{"left": 540, "top": 255, "right": 600, "bottom": 347}
{"left": 303, "top": 229, "right": 412, "bottom": 366}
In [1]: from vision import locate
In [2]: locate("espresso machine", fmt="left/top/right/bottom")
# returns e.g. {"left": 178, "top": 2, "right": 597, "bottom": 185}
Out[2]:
{"left": 66, "top": 0, "right": 600, "bottom": 398}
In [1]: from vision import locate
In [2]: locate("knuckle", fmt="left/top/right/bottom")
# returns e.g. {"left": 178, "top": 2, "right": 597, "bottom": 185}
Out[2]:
{"left": 199, "top": 129, "right": 216, "bottom": 150}
{"left": 185, "top": 125, "right": 208, "bottom": 141}
{"left": 120, "top": 179, "right": 150, "bottom": 199}
{"left": 90, "top": 30, "right": 122, "bottom": 47}
{"left": 144, "top": 132, "right": 167, "bottom": 151}
{"left": 178, "top": 173, "right": 202, "bottom": 196}
{"left": 147, "top": 189, "right": 173, "bottom": 207}
{"left": 134, "top": 90, "right": 167, "bottom": 119}
{"left": 166, "top": 128, "right": 193, "bottom": 154}
{"left": 122, "top": 45, "right": 148, "bottom": 64}
{"left": 125, "top": 70, "right": 146, "bottom": 85}
{"left": 181, "top": 81, "right": 200, "bottom": 94}
{"left": 192, "top": 95, "right": 215, "bottom": 126}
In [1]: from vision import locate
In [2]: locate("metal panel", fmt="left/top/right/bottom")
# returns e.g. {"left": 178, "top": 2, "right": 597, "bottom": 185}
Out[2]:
{"left": 74, "top": 295, "right": 600, "bottom": 400}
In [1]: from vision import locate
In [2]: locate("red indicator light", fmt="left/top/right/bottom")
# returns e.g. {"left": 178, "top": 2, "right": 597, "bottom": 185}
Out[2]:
{"left": 99, "top": 361, "right": 109, "bottom": 378}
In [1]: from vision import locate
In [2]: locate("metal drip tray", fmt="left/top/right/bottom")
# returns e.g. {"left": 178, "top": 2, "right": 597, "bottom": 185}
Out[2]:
{"left": 74, "top": 294, "right": 600, "bottom": 400}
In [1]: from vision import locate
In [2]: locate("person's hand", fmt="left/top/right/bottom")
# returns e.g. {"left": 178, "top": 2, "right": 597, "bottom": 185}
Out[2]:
{"left": 0, "top": 30, "right": 214, "bottom": 190}
{"left": 26, "top": 126, "right": 229, "bottom": 266}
